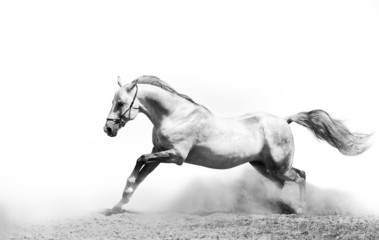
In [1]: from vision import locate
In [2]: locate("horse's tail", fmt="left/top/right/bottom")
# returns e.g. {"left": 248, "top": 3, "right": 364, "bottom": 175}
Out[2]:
{"left": 286, "top": 109, "right": 371, "bottom": 156}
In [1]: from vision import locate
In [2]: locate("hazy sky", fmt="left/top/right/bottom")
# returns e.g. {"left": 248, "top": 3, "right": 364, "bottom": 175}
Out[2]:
{"left": 0, "top": 0, "right": 378, "bottom": 221}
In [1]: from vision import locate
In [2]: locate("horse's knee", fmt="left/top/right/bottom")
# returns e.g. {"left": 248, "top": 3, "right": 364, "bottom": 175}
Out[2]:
{"left": 127, "top": 176, "right": 136, "bottom": 184}
{"left": 281, "top": 168, "right": 305, "bottom": 184}
{"left": 299, "top": 170, "right": 306, "bottom": 180}
{"left": 293, "top": 167, "right": 306, "bottom": 180}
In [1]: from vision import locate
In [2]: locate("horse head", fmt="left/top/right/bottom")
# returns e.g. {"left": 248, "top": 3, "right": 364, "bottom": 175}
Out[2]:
{"left": 104, "top": 76, "right": 139, "bottom": 137}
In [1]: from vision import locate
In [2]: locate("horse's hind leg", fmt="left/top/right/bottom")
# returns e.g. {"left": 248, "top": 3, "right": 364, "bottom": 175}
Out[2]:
{"left": 292, "top": 167, "right": 306, "bottom": 203}
{"left": 249, "top": 161, "right": 285, "bottom": 190}
{"left": 276, "top": 167, "right": 306, "bottom": 209}
{"left": 260, "top": 118, "right": 306, "bottom": 212}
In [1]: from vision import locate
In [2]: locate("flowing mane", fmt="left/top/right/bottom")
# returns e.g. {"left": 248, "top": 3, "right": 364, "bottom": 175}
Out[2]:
{"left": 132, "top": 75, "right": 198, "bottom": 105}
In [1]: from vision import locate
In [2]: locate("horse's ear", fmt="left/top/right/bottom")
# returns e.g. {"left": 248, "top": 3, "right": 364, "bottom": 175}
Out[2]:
{"left": 117, "top": 76, "right": 124, "bottom": 87}
{"left": 126, "top": 80, "right": 138, "bottom": 92}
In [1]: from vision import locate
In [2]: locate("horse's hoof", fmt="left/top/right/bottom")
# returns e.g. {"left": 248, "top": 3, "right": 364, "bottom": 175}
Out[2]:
{"left": 111, "top": 206, "right": 125, "bottom": 214}
{"left": 103, "top": 208, "right": 113, "bottom": 216}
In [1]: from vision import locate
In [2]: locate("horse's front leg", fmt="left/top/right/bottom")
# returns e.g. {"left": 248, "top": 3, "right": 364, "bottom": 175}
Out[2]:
{"left": 111, "top": 161, "right": 160, "bottom": 214}
{"left": 111, "top": 148, "right": 185, "bottom": 214}
{"left": 137, "top": 149, "right": 185, "bottom": 165}
{"left": 111, "top": 147, "right": 163, "bottom": 214}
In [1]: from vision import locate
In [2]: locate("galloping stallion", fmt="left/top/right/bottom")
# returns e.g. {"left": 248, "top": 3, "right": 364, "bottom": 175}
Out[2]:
{"left": 104, "top": 76, "right": 370, "bottom": 214}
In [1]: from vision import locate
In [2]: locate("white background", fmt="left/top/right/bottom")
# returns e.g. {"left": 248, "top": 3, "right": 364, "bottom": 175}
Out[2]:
{"left": 0, "top": 0, "right": 378, "bottom": 221}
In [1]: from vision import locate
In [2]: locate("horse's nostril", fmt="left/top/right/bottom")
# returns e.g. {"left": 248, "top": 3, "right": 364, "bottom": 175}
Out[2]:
{"left": 106, "top": 127, "right": 112, "bottom": 134}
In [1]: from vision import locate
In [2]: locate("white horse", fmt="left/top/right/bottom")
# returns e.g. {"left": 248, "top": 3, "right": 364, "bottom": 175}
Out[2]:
{"left": 104, "top": 75, "right": 370, "bottom": 214}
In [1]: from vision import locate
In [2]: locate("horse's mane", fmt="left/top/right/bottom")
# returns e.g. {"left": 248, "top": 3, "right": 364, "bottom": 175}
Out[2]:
{"left": 133, "top": 75, "right": 198, "bottom": 105}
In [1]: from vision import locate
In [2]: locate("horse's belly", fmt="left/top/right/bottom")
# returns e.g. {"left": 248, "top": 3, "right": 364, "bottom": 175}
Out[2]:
{"left": 185, "top": 139, "right": 263, "bottom": 169}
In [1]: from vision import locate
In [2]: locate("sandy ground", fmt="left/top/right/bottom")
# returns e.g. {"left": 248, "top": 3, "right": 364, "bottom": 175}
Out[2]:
{"left": 2, "top": 173, "right": 378, "bottom": 239}
{"left": 2, "top": 211, "right": 379, "bottom": 240}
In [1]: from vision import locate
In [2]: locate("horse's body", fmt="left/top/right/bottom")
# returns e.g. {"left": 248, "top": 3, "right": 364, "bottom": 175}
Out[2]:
{"left": 104, "top": 75, "right": 370, "bottom": 214}
{"left": 170, "top": 111, "right": 291, "bottom": 170}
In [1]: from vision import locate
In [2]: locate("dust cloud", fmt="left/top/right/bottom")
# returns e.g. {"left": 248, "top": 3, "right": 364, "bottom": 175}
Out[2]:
{"left": 166, "top": 169, "right": 370, "bottom": 216}
{"left": 0, "top": 164, "right": 374, "bottom": 226}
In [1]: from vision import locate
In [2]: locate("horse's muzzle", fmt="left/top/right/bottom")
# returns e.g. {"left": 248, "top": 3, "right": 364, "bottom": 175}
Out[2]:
{"left": 104, "top": 125, "right": 117, "bottom": 137}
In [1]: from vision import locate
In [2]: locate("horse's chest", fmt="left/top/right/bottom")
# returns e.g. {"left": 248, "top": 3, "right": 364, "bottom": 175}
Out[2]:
{"left": 154, "top": 127, "right": 193, "bottom": 149}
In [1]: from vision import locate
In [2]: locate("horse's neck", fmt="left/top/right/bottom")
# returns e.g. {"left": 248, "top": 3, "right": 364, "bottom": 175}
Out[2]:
{"left": 137, "top": 85, "right": 197, "bottom": 127}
